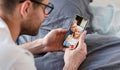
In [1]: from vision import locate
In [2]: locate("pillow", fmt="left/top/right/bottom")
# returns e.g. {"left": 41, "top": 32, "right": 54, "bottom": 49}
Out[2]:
{"left": 89, "top": 2, "right": 120, "bottom": 37}
{"left": 90, "top": 0, "right": 120, "bottom": 7}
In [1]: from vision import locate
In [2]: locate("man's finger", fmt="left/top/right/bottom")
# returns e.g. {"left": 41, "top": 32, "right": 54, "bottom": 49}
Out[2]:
{"left": 56, "top": 28, "right": 68, "bottom": 34}
{"left": 62, "top": 47, "right": 66, "bottom": 52}
{"left": 77, "top": 31, "right": 87, "bottom": 49}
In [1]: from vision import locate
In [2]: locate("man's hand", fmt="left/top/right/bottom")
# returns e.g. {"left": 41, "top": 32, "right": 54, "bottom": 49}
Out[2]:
{"left": 63, "top": 31, "right": 87, "bottom": 70}
{"left": 20, "top": 28, "right": 67, "bottom": 54}
{"left": 42, "top": 28, "right": 67, "bottom": 52}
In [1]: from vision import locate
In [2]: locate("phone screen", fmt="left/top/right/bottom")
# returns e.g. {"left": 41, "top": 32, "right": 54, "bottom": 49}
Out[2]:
{"left": 63, "top": 15, "right": 88, "bottom": 49}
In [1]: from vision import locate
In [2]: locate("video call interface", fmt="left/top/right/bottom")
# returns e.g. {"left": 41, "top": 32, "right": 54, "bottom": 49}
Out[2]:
{"left": 63, "top": 15, "right": 88, "bottom": 49}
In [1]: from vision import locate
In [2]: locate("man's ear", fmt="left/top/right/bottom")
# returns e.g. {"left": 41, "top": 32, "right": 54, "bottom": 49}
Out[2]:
{"left": 20, "top": 1, "right": 32, "bottom": 18}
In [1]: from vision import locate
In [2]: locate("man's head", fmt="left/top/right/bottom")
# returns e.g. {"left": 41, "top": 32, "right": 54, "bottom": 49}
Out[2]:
{"left": 0, "top": 0, "right": 54, "bottom": 36}
{"left": 70, "top": 20, "right": 77, "bottom": 33}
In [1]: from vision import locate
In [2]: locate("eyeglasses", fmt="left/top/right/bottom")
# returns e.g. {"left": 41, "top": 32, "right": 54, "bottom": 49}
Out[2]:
{"left": 19, "top": 0, "right": 54, "bottom": 15}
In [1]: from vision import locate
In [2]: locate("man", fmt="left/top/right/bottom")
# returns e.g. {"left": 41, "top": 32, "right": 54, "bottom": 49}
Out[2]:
{"left": 0, "top": 0, "right": 87, "bottom": 70}
{"left": 18, "top": 0, "right": 91, "bottom": 70}
{"left": 69, "top": 21, "right": 78, "bottom": 34}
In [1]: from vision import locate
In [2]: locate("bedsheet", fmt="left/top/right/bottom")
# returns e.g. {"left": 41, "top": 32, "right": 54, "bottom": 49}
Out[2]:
{"left": 79, "top": 34, "right": 120, "bottom": 70}
{"left": 34, "top": 34, "right": 120, "bottom": 70}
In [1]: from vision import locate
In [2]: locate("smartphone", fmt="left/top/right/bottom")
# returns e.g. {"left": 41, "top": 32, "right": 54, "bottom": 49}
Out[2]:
{"left": 63, "top": 15, "right": 88, "bottom": 49}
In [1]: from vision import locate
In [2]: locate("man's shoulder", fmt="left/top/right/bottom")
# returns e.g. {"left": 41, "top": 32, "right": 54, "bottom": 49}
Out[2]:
{"left": 0, "top": 44, "right": 34, "bottom": 69}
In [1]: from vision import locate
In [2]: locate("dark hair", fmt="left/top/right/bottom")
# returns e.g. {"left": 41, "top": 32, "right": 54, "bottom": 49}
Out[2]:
{"left": 0, "top": 0, "right": 42, "bottom": 14}
{"left": 0, "top": 0, "right": 21, "bottom": 14}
